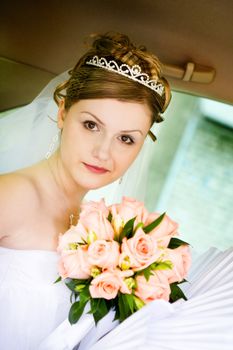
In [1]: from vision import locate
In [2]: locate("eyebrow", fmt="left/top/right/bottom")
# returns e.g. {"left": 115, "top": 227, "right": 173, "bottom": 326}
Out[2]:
{"left": 81, "top": 111, "right": 143, "bottom": 135}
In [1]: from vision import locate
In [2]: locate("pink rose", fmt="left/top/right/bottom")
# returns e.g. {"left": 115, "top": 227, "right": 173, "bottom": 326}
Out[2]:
{"left": 80, "top": 199, "right": 109, "bottom": 217}
{"left": 79, "top": 210, "right": 114, "bottom": 241}
{"left": 88, "top": 240, "right": 120, "bottom": 269}
{"left": 110, "top": 197, "right": 148, "bottom": 234}
{"left": 145, "top": 213, "right": 179, "bottom": 248}
{"left": 135, "top": 271, "right": 171, "bottom": 303}
{"left": 89, "top": 271, "right": 119, "bottom": 300}
{"left": 58, "top": 247, "right": 91, "bottom": 279}
{"left": 114, "top": 269, "right": 134, "bottom": 294}
{"left": 89, "top": 269, "right": 134, "bottom": 299}
{"left": 121, "top": 227, "right": 161, "bottom": 271}
{"left": 163, "top": 245, "right": 191, "bottom": 283}
{"left": 78, "top": 199, "right": 113, "bottom": 241}
{"left": 57, "top": 222, "right": 88, "bottom": 253}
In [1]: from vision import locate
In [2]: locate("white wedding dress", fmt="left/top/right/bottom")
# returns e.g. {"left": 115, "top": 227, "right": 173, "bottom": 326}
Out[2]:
{"left": 1, "top": 245, "right": 233, "bottom": 350}
{"left": 1, "top": 73, "right": 233, "bottom": 349}
{"left": 0, "top": 247, "right": 71, "bottom": 349}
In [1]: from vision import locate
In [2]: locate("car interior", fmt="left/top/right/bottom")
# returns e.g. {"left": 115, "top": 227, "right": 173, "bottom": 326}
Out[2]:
{"left": 1, "top": 0, "right": 233, "bottom": 252}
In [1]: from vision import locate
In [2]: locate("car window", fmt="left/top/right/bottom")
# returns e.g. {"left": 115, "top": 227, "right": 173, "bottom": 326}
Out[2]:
{"left": 1, "top": 95, "right": 232, "bottom": 253}
{"left": 147, "top": 92, "right": 233, "bottom": 253}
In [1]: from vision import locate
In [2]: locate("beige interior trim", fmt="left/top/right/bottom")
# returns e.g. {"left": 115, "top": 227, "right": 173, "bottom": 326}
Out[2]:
{"left": 163, "top": 62, "right": 216, "bottom": 84}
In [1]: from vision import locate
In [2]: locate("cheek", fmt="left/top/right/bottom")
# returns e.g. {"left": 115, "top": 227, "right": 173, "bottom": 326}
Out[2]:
{"left": 61, "top": 123, "right": 91, "bottom": 157}
{"left": 114, "top": 144, "right": 144, "bottom": 173}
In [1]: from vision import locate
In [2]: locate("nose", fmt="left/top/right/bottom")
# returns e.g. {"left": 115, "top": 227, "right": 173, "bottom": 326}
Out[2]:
{"left": 92, "top": 136, "right": 112, "bottom": 161}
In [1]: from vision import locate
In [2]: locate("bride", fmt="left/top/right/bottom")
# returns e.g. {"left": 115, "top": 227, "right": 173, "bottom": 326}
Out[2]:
{"left": 0, "top": 32, "right": 232, "bottom": 350}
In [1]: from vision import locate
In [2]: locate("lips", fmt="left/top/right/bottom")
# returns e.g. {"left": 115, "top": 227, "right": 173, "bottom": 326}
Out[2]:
{"left": 83, "top": 162, "right": 109, "bottom": 174}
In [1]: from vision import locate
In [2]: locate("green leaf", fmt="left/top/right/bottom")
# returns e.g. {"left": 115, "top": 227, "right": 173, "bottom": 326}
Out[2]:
{"left": 90, "top": 298, "right": 109, "bottom": 325}
{"left": 151, "top": 260, "right": 173, "bottom": 271}
{"left": 119, "top": 216, "right": 136, "bottom": 243}
{"left": 143, "top": 212, "right": 166, "bottom": 234}
{"left": 168, "top": 238, "right": 189, "bottom": 249}
{"left": 107, "top": 212, "right": 112, "bottom": 222}
{"left": 68, "top": 285, "right": 91, "bottom": 324}
{"left": 169, "top": 283, "right": 187, "bottom": 303}
{"left": 135, "top": 265, "right": 154, "bottom": 281}
{"left": 143, "top": 266, "right": 153, "bottom": 281}
{"left": 68, "top": 300, "right": 88, "bottom": 324}
{"left": 53, "top": 276, "right": 62, "bottom": 284}
{"left": 65, "top": 278, "right": 90, "bottom": 293}
{"left": 179, "top": 278, "right": 188, "bottom": 284}
{"left": 123, "top": 293, "right": 135, "bottom": 314}
{"left": 133, "top": 295, "right": 145, "bottom": 310}
{"left": 113, "top": 300, "right": 120, "bottom": 322}
{"left": 118, "top": 293, "right": 127, "bottom": 322}
{"left": 70, "top": 291, "right": 75, "bottom": 304}
{"left": 136, "top": 260, "right": 172, "bottom": 282}
{"left": 121, "top": 293, "right": 131, "bottom": 316}
{"left": 134, "top": 222, "right": 144, "bottom": 232}
{"left": 113, "top": 294, "right": 137, "bottom": 322}
{"left": 117, "top": 293, "right": 137, "bottom": 322}
{"left": 79, "top": 285, "right": 91, "bottom": 304}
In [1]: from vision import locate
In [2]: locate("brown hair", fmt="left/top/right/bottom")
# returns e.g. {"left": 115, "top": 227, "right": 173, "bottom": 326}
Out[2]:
{"left": 54, "top": 32, "right": 171, "bottom": 130}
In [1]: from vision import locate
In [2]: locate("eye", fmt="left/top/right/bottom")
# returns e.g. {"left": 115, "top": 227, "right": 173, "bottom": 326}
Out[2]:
{"left": 83, "top": 120, "right": 99, "bottom": 131}
{"left": 119, "top": 135, "right": 135, "bottom": 145}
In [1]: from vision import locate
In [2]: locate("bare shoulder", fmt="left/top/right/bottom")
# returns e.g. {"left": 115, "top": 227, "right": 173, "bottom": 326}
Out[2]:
{"left": 0, "top": 171, "right": 40, "bottom": 238}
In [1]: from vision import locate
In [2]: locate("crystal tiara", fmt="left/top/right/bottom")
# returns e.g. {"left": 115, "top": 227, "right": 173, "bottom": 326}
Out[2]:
{"left": 86, "top": 55, "right": 164, "bottom": 96}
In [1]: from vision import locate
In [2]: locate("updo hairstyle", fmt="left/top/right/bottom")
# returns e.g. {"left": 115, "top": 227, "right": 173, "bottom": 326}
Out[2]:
{"left": 54, "top": 32, "right": 171, "bottom": 128}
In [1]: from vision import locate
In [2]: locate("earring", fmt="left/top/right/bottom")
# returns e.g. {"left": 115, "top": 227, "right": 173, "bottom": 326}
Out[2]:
{"left": 69, "top": 213, "right": 79, "bottom": 227}
{"left": 45, "top": 132, "right": 60, "bottom": 159}
{"left": 119, "top": 177, "right": 123, "bottom": 184}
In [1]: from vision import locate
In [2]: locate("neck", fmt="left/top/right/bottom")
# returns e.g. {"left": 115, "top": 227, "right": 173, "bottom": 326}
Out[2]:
{"left": 45, "top": 151, "right": 88, "bottom": 217}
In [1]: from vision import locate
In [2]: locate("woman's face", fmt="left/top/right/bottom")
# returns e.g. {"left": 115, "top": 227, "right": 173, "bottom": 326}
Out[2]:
{"left": 57, "top": 98, "right": 152, "bottom": 190}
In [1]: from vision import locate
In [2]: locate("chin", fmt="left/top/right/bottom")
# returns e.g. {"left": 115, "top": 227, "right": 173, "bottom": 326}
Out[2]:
{"left": 77, "top": 175, "right": 117, "bottom": 191}
{"left": 76, "top": 178, "right": 106, "bottom": 191}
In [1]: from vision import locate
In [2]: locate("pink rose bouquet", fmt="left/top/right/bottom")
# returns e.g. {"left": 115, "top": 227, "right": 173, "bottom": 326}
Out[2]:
{"left": 56, "top": 197, "right": 191, "bottom": 324}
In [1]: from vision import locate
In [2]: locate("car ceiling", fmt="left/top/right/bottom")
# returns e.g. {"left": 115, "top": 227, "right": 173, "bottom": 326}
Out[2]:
{"left": 1, "top": 0, "right": 233, "bottom": 111}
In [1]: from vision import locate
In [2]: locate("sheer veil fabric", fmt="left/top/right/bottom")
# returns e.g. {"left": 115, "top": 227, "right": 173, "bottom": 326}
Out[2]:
{"left": 0, "top": 71, "right": 154, "bottom": 203}
{"left": 1, "top": 73, "right": 233, "bottom": 350}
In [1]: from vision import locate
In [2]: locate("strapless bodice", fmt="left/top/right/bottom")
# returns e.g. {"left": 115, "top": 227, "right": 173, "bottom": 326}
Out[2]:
{"left": 0, "top": 247, "right": 71, "bottom": 349}
{"left": 0, "top": 246, "right": 59, "bottom": 283}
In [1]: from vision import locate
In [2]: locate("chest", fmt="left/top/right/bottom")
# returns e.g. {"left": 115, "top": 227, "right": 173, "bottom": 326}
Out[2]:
{"left": 1, "top": 215, "right": 69, "bottom": 251}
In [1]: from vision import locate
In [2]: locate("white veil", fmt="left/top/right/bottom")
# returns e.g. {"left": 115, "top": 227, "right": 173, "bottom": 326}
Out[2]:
{"left": 0, "top": 71, "right": 154, "bottom": 204}
{"left": 3, "top": 74, "right": 233, "bottom": 350}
